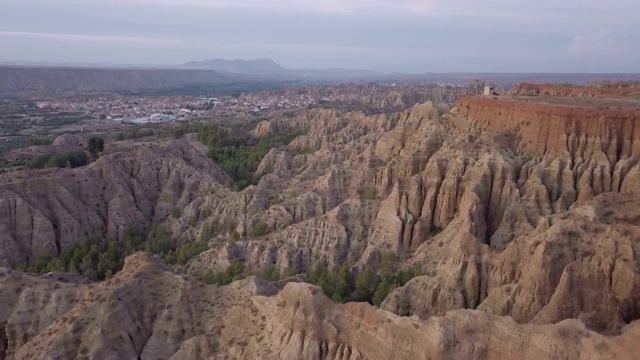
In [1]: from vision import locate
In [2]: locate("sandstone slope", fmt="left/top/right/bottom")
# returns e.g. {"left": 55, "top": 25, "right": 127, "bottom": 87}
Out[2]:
{"left": 0, "top": 140, "right": 229, "bottom": 267}
{"left": 1, "top": 252, "right": 638, "bottom": 360}
{"left": 2, "top": 82, "right": 640, "bottom": 358}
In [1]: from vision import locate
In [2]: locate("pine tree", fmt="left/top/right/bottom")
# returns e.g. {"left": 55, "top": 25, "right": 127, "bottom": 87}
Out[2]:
{"left": 318, "top": 269, "right": 337, "bottom": 299}
{"left": 79, "top": 254, "right": 94, "bottom": 275}
{"left": 331, "top": 292, "right": 344, "bottom": 303}
{"left": 336, "top": 264, "right": 355, "bottom": 300}
{"left": 373, "top": 278, "right": 390, "bottom": 306}
{"left": 261, "top": 266, "right": 279, "bottom": 281}
{"left": 306, "top": 263, "right": 324, "bottom": 284}
{"left": 355, "top": 266, "right": 379, "bottom": 303}
{"left": 282, "top": 268, "right": 298, "bottom": 278}
{"left": 86, "top": 137, "right": 105, "bottom": 158}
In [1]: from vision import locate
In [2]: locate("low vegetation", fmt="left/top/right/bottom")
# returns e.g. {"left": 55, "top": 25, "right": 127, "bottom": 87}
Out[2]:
{"left": 363, "top": 187, "right": 378, "bottom": 200}
{"left": 22, "top": 136, "right": 103, "bottom": 170}
{"left": 0, "top": 125, "right": 28, "bottom": 134}
{"left": 40, "top": 117, "right": 82, "bottom": 127}
{"left": 0, "top": 137, "right": 54, "bottom": 158}
{"left": 250, "top": 222, "right": 269, "bottom": 238}
{"left": 14, "top": 225, "right": 420, "bottom": 306}
{"left": 86, "top": 137, "right": 105, "bottom": 158}
{"left": 166, "top": 122, "right": 300, "bottom": 191}
{"left": 195, "top": 263, "right": 295, "bottom": 286}
{"left": 112, "top": 127, "right": 156, "bottom": 141}
{"left": 25, "top": 150, "right": 89, "bottom": 170}
{"left": 196, "top": 252, "right": 423, "bottom": 306}
{"left": 196, "top": 260, "right": 247, "bottom": 285}
{"left": 12, "top": 226, "right": 208, "bottom": 281}
{"left": 305, "top": 252, "right": 423, "bottom": 305}
{"left": 28, "top": 137, "right": 55, "bottom": 146}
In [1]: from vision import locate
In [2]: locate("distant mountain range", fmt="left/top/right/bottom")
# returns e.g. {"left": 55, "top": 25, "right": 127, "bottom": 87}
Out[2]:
{"left": 1, "top": 58, "right": 640, "bottom": 95}
{"left": 180, "top": 59, "right": 640, "bottom": 87}
{"left": 0, "top": 67, "right": 231, "bottom": 95}
{"left": 183, "top": 58, "right": 287, "bottom": 74}
{"left": 182, "top": 58, "right": 380, "bottom": 81}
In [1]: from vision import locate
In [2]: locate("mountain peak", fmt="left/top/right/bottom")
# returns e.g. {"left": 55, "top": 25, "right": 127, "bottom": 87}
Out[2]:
{"left": 183, "top": 58, "right": 285, "bottom": 73}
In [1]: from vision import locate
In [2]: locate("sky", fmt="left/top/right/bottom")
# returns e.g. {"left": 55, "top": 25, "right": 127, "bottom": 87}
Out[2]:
{"left": 0, "top": 0, "right": 638, "bottom": 73}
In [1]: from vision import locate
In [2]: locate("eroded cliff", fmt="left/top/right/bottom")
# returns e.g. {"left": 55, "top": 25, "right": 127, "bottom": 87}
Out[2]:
{"left": 1, "top": 252, "right": 638, "bottom": 360}
{"left": 3, "top": 82, "right": 640, "bottom": 358}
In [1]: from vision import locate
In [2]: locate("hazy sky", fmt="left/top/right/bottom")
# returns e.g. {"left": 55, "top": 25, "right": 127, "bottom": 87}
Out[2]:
{"left": 0, "top": 0, "right": 638, "bottom": 73}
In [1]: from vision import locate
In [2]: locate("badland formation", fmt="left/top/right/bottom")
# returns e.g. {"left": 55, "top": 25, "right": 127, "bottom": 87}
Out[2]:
{"left": 2, "top": 80, "right": 640, "bottom": 359}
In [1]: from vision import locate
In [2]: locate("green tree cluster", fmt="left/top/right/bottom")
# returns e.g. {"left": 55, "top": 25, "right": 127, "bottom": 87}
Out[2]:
{"left": 12, "top": 227, "right": 147, "bottom": 281}
{"left": 363, "top": 188, "right": 378, "bottom": 200}
{"left": 206, "top": 131, "right": 298, "bottom": 191}
{"left": 260, "top": 266, "right": 281, "bottom": 281}
{"left": 163, "top": 122, "right": 299, "bottom": 191}
{"left": 305, "top": 253, "right": 424, "bottom": 306}
{"left": 26, "top": 150, "right": 89, "bottom": 170}
{"left": 197, "top": 259, "right": 247, "bottom": 285}
{"left": 0, "top": 137, "right": 53, "bottom": 160}
{"left": 86, "top": 137, "right": 105, "bottom": 158}
{"left": 145, "top": 226, "right": 208, "bottom": 265}
{"left": 306, "top": 263, "right": 356, "bottom": 303}
{"left": 251, "top": 222, "right": 269, "bottom": 238}
{"left": 197, "top": 263, "right": 301, "bottom": 286}
{"left": 12, "top": 226, "right": 209, "bottom": 280}
{"left": 112, "top": 127, "right": 155, "bottom": 141}
{"left": 28, "top": 137, "right": 55, "bottom": 146}
{"left": 40, "top": 117, "right": 82, "bottom": 127}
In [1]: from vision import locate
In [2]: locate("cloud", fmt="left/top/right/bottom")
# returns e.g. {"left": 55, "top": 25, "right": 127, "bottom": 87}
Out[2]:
{"left": 92, "top": 0, "right": 631, "bottom": 18}
{"left": 567, "top": 29, "right": 631, "bottom": 57}
{"left": 0, "top": 30, "right": 395, "bottom": 56}
{"left": 99, "top": 0, "right": 435, "bottom": 14}
{"left": 287, "top": 0, "right": 434, "bottom": 13}
{"left": 1, "top": 0, "right": 639, "bottom": 72}
{"left": 0, "top": 31, "right": 183, "bottom": 47}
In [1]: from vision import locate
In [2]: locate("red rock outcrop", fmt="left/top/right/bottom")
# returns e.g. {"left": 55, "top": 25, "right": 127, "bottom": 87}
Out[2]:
{"left": 510, "top": 82, "right": 640, "bottom": 97}
{"left": 452, "top": 96, "right": 640, "bottom": 158}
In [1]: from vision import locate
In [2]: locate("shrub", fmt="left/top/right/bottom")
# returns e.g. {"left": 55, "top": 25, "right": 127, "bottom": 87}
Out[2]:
{"left": 363, "top": 188, "right": 378, "bottom": 200}
{"left": 355, "top": 266, "right": 379, "bottom": 302}
{"left": 86, "top": 137, "right": 105, "bottom": 158}
{"left": 282, "top": 268, "right": 298, "bottom": 278}
{"left": 305, "top": 256, "right": 423, "bottom": 305}
{"left": 251, "top": 222, "right": 269, "bottom": 238}
{"left": 200, "top": 224, "right": 211, "bottom": 242}
{"left": 12, "top": 225, "right": 209, "bottom": 280}
{"left": 196, "top": 259, "right": 246, "bottom": 285}
{"left": 163, "top": 122, "right": 301, "bottom": 191}
{"left": 112, "top": 127, "right": 155, "bottom": 141}
{"left": 26, "top": 150, "right": 88, "bottom": 170}
{"left": 260, "top": 266, "right": 279, "bottom": 281}
{"left": 171, "top": 207, "right": 181, "bottom": 218}
{"left": 373, "top": 278, "right": 392, "bottom": 306}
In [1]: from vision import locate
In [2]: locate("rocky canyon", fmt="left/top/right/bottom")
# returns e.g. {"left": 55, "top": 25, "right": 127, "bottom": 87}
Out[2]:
{"left": 2, "top": 81, "right": 640, "bottom": 359}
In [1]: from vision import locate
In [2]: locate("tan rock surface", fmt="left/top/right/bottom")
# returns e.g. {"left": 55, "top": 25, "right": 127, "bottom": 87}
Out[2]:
{"left": 0, "top": 140, "right": 229, "bottom": 266}
{"left": 3, "top": 82, "right": 640, "bottom": 358}
{"left": 51, "top": 134, "right": 86, "bottom": 147}
{"left": 2, "top": 252, "right": 639, "bottom": 360}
